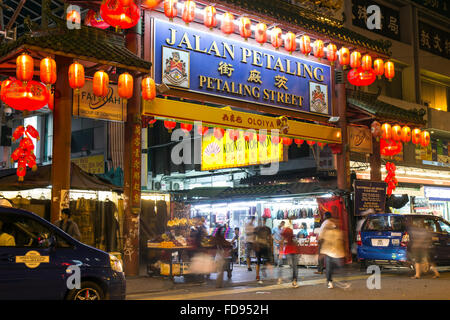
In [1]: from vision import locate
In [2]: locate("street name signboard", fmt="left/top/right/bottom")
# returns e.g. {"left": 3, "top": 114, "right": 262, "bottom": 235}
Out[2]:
{"left": 354, "top": 180, "right": 387, "bottom": 216}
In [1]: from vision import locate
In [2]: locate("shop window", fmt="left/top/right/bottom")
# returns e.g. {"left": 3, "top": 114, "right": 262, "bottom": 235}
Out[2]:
{"left": 437, "top": 220, "right": 450, "bottom": 234}
{"left": 421, "top": 80, "right": 448, "bottom": 112}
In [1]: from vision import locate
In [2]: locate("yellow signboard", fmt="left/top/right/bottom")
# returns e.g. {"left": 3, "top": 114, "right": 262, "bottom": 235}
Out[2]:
{"left": 72, "top": 79, "right": 127, "bottom": 122}
{"left": 202, "top": 130, "right": 283, "bottom": 171}
{"left": 16, "top": 251, "right": 50, "bottom": 269}
{"left": 71, "top": 154, "right": 105, "bottom": 174}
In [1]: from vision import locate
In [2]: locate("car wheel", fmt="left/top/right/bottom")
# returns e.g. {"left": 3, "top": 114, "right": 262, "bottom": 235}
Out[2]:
{"left": 66, "top": 281, "right": 104, "bottom": 301}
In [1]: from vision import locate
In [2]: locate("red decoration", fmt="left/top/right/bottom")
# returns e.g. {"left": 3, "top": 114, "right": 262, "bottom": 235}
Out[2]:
{"left": 100, "top": 0, "right": 140, "bottom": 30}
{"left": 67, "top": 8, "right": 81, "bottom": 25}
{"left": 384, "top": 61, "right": 395, "bottom": 81}
{"left": 244, "top": 131, "right": 254, "bottom": 142}
{"left": 380, "top": 138, "right": 402, "bottom": 157}
{"left": 350, "top": 51, "right": 361, "bottom": 70}
{"left": 182, "top": 0, "right": 196, "bottom": 24}
{"left": 270, "top": 27, "right": 283, "bottom": 49}
{"left": 385, "top": 162, "right": 398, "bottom": 196}
{"left": 147, "top": 117, "right": 157, "bottom": 127}
{"left": 164, "top": 120, "right": 176, "bottom": 132}
{"left": 271, "top": 135, "right": 281, "bottom": 144}
{"left": 16, "top": 53, "right": 34, "bottom": 83}
{"left": 420, "top": 131, "right": 430, "bottom": 147}
{"left": 299, "top": 35, "right": 311, "bottom": 55}
{"left": 143, "top": 0, "right": 162, "bottom": 9}
{"left": 197, "top": 125, "right": 209, "bottom": 136}
{"left": 313, "top": 40, "right": 324, "bottom": 59}
{"left": 284, "top": 32, "right": 297, "bottom": 54}
{"left": 228, "top": 129, "right": 240, "bottom": 141}
{"left": 118, "top": 72, "right": 133, "bottom": 100}
{"left": 371, "top": 121, "right": 381, "bottom": 140}
{"left": 381, "top": 123, "right": 392, "bottom": 140}
{"left": 373, "top": 58, "right": 384, "bottom": 79}
{"left": 239, "top": 17, "right": 252, "bottom": 40}
{"left": 221, "top": 12, "right": 234, "bottom": 35}
{"left": 326, "top": 43, "right": 337, "bottom": 65}
{"left": 85, "top": 9, "right": 110, "bottom": 29}
{"left": 318, "top": 142, "right": 327, "bottom": 149}
{"left": 339, "top": 47, "right": 350, "bottom": 66}
{"left": 391, "top": 125, "right": 402, "bottom": 141}
{"left": 328, "top": 143, "right": 342, "bottom": 154}
{"left": 40, "top": 57, "right": 57, "bottom": 88}
{"left": 412, "top": 128, "right": 421, "bottom": 145}
{"left": 347, "top": 67, "right": 376, "bottom": 86}
{"left": 361, "top": 54, "right": 372, "bottom": 72}
{"left": 68, "top": 62, "right": 85, "bottom": 92}
{"left": 255, "top": 23, "right": 267, "bottom": 44}
{"left": 282, "top": 137, "right": 293, "bottom": 146}
{"left": 306, "top": 140, "right": 316, "bottom": 146}
{"left": 164, "top": 0, "right": 177, "bottom": 20}
{"left": 142, "top": 76, "right": 156, "bottom": 100}
{"left": 47, "top": 91, "right": 54, "bottom": 111}
{"left": 0, "top": 79, "right": 12, "bottom": 102}
{"left": 203, "top": 6, "right": 217, "bottom": 29}
{"left": 1, "top": 80, "right": 49, "bottom": 111}
{"left": 180, "top": 123, "right": 193, "bottom": 133}
{"left": 11, "top": 125, "right": 39, "bottom": 181}
{"left": 93, "top": 70, "right": 109, "bottom": 97}
{"left": 257, "top": 133, "right": 267, "bottom": 143}
{"left": 214, "top": 127, "right": 225, "bottom": 139}
{"left": 294, "top": 139, "right": 304, "bottom": 147}
{"left": 401, "top": 126, "right": 411, "bottom": 143}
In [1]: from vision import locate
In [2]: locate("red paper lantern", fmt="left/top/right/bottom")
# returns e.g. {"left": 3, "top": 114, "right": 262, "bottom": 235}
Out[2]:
{"left": 148, "top": 117, "right": 157, "bottom": 127}
{"left": 401, "top": 126, "right": 411, "bottom": 143}
{"left": 203, "top": 6, "right": 217, "bottom": 29}
{"left": 164, "top": 0, "right": 177, "bottom": 20}
{"left": 255, "top": 23, "right": 267, "bottom": 45}
{"left": 16, "top": 53, "right": 34, "bottom": 83}
{"left": 373, "top": 58, "right": 384, "bottom": 79}
{"left": 361, "top": 55, "right": 372, "bottom": 72}
{"left": 164, "top": 120, "right": 176, "bottom": 132}
{"left": 326, "top": 43, "right": 337, "bottom": 65}
{"left": 228, "top": 129, "right": 240, "bottom": 141}
{"left": 257, "top": 133, "right": 267, "bottom": 143}
{"left": 371, "top": 121, "right": 381, "bottom": 139}
{"left": 384, "top": 61, "right": 395, "bottom": 81}
{"left": 271, "top": 135, "right": 281, "bottom": 144}
{"left": 239, "top": 17, "right": 252, "bottom": 40}
{"left": 284, "top": 32, "right": 297, "bottom": 54}
{"left": 100, "top": 0, "right": 140, "bottom": 30}
{"left": 270, "top": 27, "right": 283, "bottom": 49}
{"left": 380, "top": 138, "right": 402, "bottom": 156}
{"left": 0, "top": 79, "right": 12, "bottom": 101}
{"left": 381, "top": 123, "right": 392, "bottom": 140}
{"left": 143, "top": 0, "right": 162, "bottom": 9}
{"left": 68, "top": 62, "right": 85, "bottom": 92}
{"left": 180, "top": 123, "right": 193, "bottom": 133}
{"left": 197, "top": 125, "right": 209, "bottom": 136}
{"left": 391, "top": 125, "right": 402, "bottom": 141}
{"left": 313, "top": 40, "right": 324, "bottom": 59}
{"left": 412, "top": 128, "right": 421, "bottom": 145}
{"left": 93, "top": 70, "right": 109, "bottom": 97}
{"left": 339, "top": 47, "right": 350, "bottom": 66}
{"left": 85, "top": 9, "right": 110, "bottom": 29}
{"left": 1, "top": 80, "right": 49, "bottom": 111}
{"left": 420, "top": 131, "right": 430, "bottom": 147}
{"left": 142, "top": 76, "right": 156, "bottom": 100}
{"left": 118, "top": 72, "right": 133, "bottom": 100}
{"left": 294, "top": 139, "right": 304, "bottom": 147}
{"left": 300, "top": 35, "right": 311, "bottom": 55}
{"left": 182, "top": 0, "right": 196, "bottom": 24}
{"left": 40, "top": 57, "right": 57, "bottom": 87}
{"left": 318, "top": 142, "right": 327, "bottom": 149}
{"left": 214, "top": 127, "right": 225, "bottom": 139}
{"left": 244, "top": 131, "right": 254, "bottom": 142}
{"left": 282, "top": 137, "right": 293, "bottom": 146}
{"left": 306, "top": 140, "right": 316, "bottom": 146}
{"left": 221, "top": 12, "right": 234, "bottom": 35}
{"left": 350, "top": 51, "right": 361, "bottom": 70}
{"left": 347, "top": 67, "right": 376, "bottom": 86}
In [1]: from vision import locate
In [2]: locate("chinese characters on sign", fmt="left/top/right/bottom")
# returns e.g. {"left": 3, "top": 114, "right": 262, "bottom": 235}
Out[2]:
{"left": 418, "top": 21, "right": 450, "bottom": 60}
{"left": 131, "top": 123, "right": 141, "bottom": 208}
{"left": 352, "top": 0, "right": 401, "bottom": 41}
{"left": 71, "top": 154, "right": 105, "bottom": 174}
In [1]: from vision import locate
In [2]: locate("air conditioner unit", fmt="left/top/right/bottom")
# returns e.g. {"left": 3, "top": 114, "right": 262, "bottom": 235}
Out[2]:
{"left": 170, "top": 181, "right": 183, "bottom": 191}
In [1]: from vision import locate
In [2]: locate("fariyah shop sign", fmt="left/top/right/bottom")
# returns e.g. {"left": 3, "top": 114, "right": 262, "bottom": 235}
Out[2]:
{"left": 152, "top": 19, "right": 332, "bottom": 115}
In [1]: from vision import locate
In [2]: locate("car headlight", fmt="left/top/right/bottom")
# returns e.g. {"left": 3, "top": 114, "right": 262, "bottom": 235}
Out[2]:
{"left": 109, "top": 254, "right": 123, "bottom": 273}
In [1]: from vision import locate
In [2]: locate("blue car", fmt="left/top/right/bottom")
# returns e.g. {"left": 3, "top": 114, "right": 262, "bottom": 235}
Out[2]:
{"left": 357, "top": 213, "right": 450, "bottom": 268}
{"left": 0, "top": 206, "right": 126, "bottom": 300}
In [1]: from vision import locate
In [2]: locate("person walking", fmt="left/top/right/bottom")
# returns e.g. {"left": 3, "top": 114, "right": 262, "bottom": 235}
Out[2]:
{"left": 273, "top": 220, "right": 285, "bottom": 283}
{"left": 230, "top": 227, "right": 240, "bottom": 263}
{"left": 211, "top": 225, "right": 233, "bottom": 288}
{"left": 55, "top": 208, "right": 81, "bottom": 241}
{"left": 254, "top": 217, "right": 273, "bottom": 284}
{"left": 314, "top": 212, "right": 332, "bottom": 275}
{"left": 244, "top": 216, "right": 256, "bottom": 271}
{"left": 280, "top": 223, "right": 300, "bottom": 288}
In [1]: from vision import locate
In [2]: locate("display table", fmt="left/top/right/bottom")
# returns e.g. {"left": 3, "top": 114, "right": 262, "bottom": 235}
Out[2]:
{"left": 298, "top": 245, "right": 319, "bottom": 266}
{"left": 147, "top": 244, "right": 195, "bottom": 280}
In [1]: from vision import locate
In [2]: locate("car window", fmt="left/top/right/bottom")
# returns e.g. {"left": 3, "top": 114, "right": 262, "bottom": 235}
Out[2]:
{"left": 437, "top": 220, "right": 450, "bottom": 234}
{"left": 410, "top": 217, "right": 439, "bottom": 233}
{"left": 362, "top": 215, "right": 405, "bottom": 231}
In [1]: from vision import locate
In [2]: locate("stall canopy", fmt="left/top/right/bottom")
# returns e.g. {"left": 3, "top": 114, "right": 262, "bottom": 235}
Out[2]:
{"left": 0, "top": 163, "right": 122, "bottom": 192}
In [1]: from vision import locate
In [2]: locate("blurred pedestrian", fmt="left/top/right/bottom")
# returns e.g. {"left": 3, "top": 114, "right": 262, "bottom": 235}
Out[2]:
{"left": 280, "top": 223, "right": 300, "bottom": 288}
{"left": 314, "top": 211, "right": 332, "bottom": 275}
{"left": 230, "top": 227, "right": 240, "bottom": 263}
{"left": 55, "top": 208, "right": 81, "bottom": 241}
{"left": 254, "top": 217, "right": 273, "bottom": 284}
{"left": 211, "top": 225, "right": 233, "bottom": 288}
{"left": 273, "top": 220, "right": 285, "bottom": 284}
{"left": 244, "top": 216, "right": 256, "bottom": 271}
{"left": 297, "top": 222, "right": 308, "bottom": 238}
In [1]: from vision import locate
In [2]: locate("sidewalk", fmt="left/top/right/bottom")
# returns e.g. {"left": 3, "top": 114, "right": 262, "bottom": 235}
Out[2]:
{"left": 126, "top": 263, "right": 363, "bottom": 295}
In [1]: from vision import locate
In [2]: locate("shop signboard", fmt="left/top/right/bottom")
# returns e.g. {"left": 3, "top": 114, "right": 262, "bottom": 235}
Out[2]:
{"left": 418, "top": 21, "right": 450, "bottom": 60}
{"left": 354, "top": 180, "right": 387, "bottom": 216}
{"left": 152, "top": 19, "right": 332, "bottom": 115}
{"left": 72, "top": 79, "right": 127, "bottom": 122}
{"left": 348, "top": 125, "right": 372, "bottom": 154}
{"left": 71, "top": 154, "right": 105, "bottom": 174}
{"left": 201, "top": 130, "right": 283, "bottom": 171}
{"left": 424, "top": 186, "right": 450, "bottom": 201}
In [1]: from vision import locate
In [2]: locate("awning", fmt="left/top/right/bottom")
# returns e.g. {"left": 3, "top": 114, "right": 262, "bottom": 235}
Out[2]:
{"left": 0, "top": 163, "right": 122, "bottom": 192}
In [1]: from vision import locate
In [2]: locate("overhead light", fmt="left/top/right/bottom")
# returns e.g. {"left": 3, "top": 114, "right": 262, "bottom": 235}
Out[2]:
{"left": 328, "top": 116, "right": 340, "bottom": 123}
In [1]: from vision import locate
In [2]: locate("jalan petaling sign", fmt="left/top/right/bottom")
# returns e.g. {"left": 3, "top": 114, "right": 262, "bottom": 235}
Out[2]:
{"left": 153, "top": 19, "right": 332, "bottom": 115}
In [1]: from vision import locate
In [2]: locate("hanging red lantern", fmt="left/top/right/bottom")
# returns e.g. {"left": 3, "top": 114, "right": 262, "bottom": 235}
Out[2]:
{"left": 380, "top": 138, "right": 402, "bottom": 156}
{"left": 147, "top": 117, "right": 157, "bottom": 127}
{"left": 350, "top": 51, "right": 361, "bottom": 70}
{"left": 271, "top": 135, "right": 281, "bottom": 145}
{"left": 228, "top": 129, "right": 240, "bottom": 141}
{"left": 93, "top": 70, "right": 109, "bottom": 97}
{"left": 270, "top": 27, "right": 283, "bottom": 49}
{"left": 214, "top": 127, "right": 225, "bottom": 139}
{"left": 300, "top": 35, "right": 311, "bottom": 55}
{"left": 180, "top": 123, "right": 193, "bottom": 133}
{"left": 85, "top": 9, "right": 110, "bottom": 29}
{"left": 347, "top": 67, "right": 376, "bottom": 86}
{"left": 182, "top": 0, "right": 196, "bottom": 24}
{"left": 284, "top": 32, "right": 297, "bottom": 54}
{"left": 318, "top": 142, "right": 327, "bottom": 149}
{"left": 326, "top": 43, "right": 337, "bottom": 65}
{"left": 118, "top": 72, "right": 133, "bottom": 101}
{"left": 203, "top": 6, "right": 217, "bottom": 29}
{"left": 68, "top": 61, "right": 85, "bottom": 93}
{"left": 16, "top": 53, "right": 34, "bottom": 83}
{"left": 412, "top": 128, "right": 421, "bottom": 145}
{"left": 294, "top": 139, "right": 304, "bottom": 147}
{"left": 221, "top": 12, "right": 234, "bottom": 35}
{"left": 164, "top": 0, "right": 178, "bottom": 20}
{"left": 239, "top": 17, "right": 252, "bottom": 40}
{"left": 164, "top": 120, "right": 176, "bottom": 132}
{"left": 373, "top": 58, "right": 384, "bottom": 79}
{"left": 313, "top": 40, "right": 324, "bottom": 59}
{"left": 197, "top": 125, "right": 209, "bottom": 136}
{"left": 384, "top": 61, "right": 395, "bottom": 81}
{"left": 257, "top": 133, "right": 267, "bottom": 143}
{"left": 420, "top": 131, "right": 430, "bottom": 147}
{"left": 67, "top": 8, "right": 81, "bottom": 25}
{"left": 0, "top": 79, "right": 12, "bottom": 102}
{"left": 391, "top": 125, "right": 402, "bottom": 141}
{"left": 401, "top": 126, "right": 411, "bottom": 143}
{"left": 142, "top": 76, "right": 156, "bottom": 100}
{"left": 40, "top": 57, "right": 57, "bottom": 88}
{"left": 361, "top": 55, "right": 372, "bottom": 72}
{"left": 47, "top": 91, "right": 54, "bottom": 111}
{"left": 100, "top": 0, "right": 140, "bottom": 30}
{"left": 1, "top": 80, "right": 49, "bottom": 111}
{"left": 339, "top": 47, "right": 350, "bottom": 67}
{"left": 306, "top": 140, "right": 316, "bottom": 146}
{"left": 385, "top": 162, "right": 398, "bottom": 196}
{"left": 255, "top": 23, "right": 267, "bottom": 45}
{"left": 371, "top": 121, "right": 381, "bottom": 139}
{"left": 143, "top": 0, "right": 162, "bottom": 9}
{"left": 282, "top": 137, "right": 293, "bottom": 146}
{"left": 381, "top": 123, "right": 392, "bottom": 140}
{"left": 244, "top": 131, "right": 254, "bottom": 142}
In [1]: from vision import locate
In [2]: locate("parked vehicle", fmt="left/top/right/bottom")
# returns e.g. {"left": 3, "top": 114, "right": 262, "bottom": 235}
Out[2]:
{"left": 0, "top": 206, "right": 126, "bottom": 300}
{"left": 357, "top": 213, "right": 450, "bottom": 268}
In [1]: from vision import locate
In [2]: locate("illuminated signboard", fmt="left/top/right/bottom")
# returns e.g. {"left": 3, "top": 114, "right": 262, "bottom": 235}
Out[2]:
{"left": 152, "top": 19, "right": 332, "bottom": 115}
